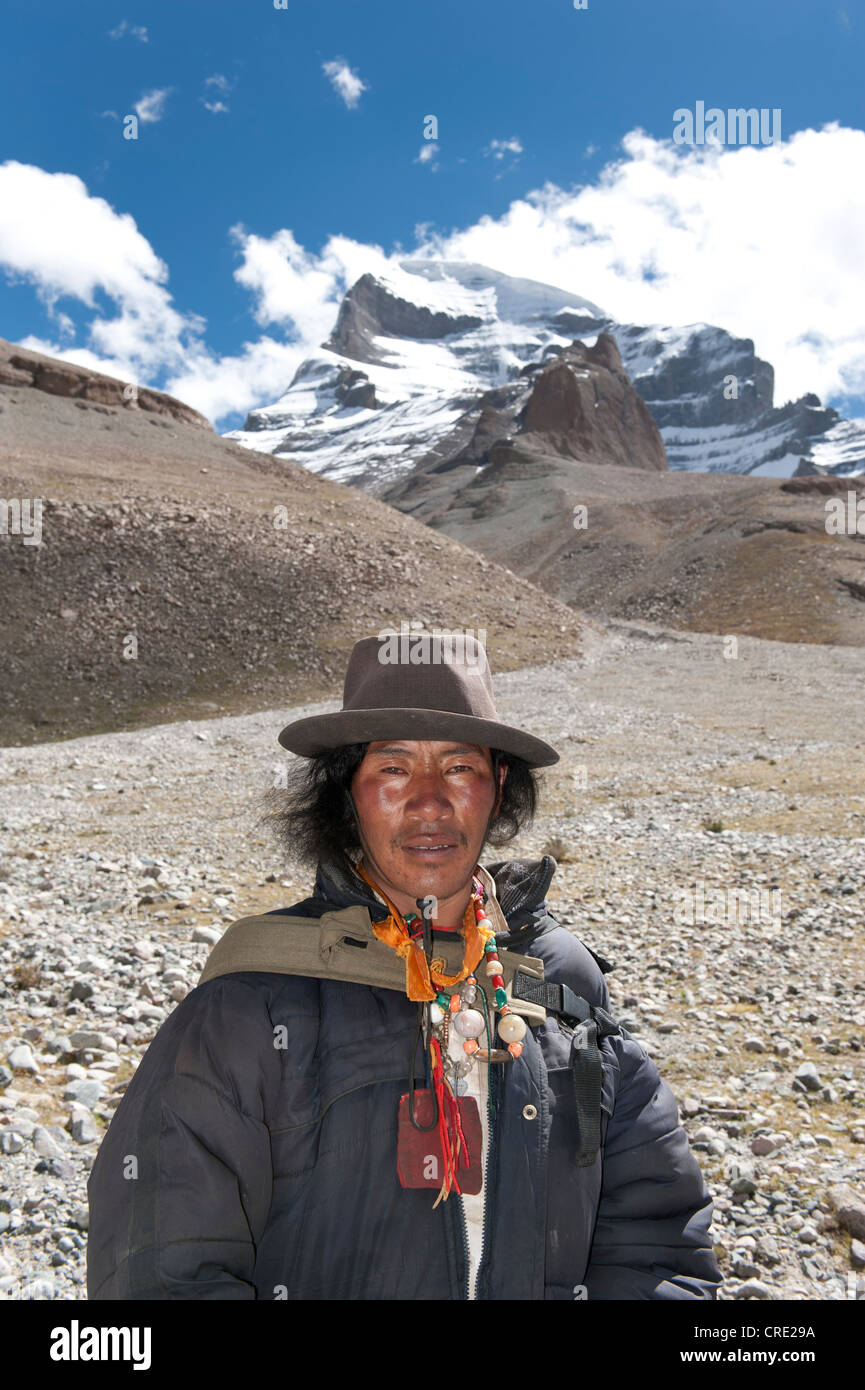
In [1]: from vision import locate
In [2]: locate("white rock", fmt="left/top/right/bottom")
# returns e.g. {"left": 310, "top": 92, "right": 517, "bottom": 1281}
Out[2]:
{"left": 7, "top": 1045, "right": 38, "bottom": 1073}
{"left": 192, "top": 926, "right": 221, "bottom": 945}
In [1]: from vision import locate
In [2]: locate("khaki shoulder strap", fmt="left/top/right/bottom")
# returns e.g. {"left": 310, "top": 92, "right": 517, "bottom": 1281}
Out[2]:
{"left": 197, "top": 904, "right": 548, "bottom": 1025}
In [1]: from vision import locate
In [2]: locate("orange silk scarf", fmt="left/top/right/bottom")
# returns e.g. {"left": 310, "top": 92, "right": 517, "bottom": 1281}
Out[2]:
{"left": 355, "top": 859, "right": 495, "bottom": 1002}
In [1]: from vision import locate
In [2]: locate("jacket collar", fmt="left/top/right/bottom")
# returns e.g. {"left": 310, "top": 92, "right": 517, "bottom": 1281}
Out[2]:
{"left": 308, "top": 850, "right": 558, "bottom": 947}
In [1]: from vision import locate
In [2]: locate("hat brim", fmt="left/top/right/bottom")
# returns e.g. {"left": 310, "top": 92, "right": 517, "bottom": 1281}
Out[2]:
{"left": 277, "top": 707, "right": 559, "bottom": 768}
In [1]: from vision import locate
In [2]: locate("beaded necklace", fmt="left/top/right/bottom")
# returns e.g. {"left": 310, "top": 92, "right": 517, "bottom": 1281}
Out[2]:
{"left": 404, "top": 876, "right": 528, "bottom": 1089}
{"left": 366, "top": 867, "right": 529, "bottom": 1206}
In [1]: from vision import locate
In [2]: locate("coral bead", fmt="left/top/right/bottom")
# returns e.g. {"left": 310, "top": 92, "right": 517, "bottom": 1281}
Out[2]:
{"left": 463, "top": 1039, "right": 479, "bottom": 1055}
{"left": 454, "top": 1009, "right": 485, "bottom": 1039}
{"left": 497, "top": 1013, "right": 527, "bottom": 1044}
{"left": 507, "top": 1042, "right": 523, "bottom": 1059}
{"left": 449, "top": 993, "right": 461, "bottom": 1014}
{"left": 492, "top": 975, "right": 505, "bottom": 989}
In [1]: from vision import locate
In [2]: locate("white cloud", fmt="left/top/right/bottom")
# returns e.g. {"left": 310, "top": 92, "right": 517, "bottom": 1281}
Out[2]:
{"left": 109, "top": 20, "right": 149, "bottom": 42}
{"left": 0, "top": 161, "right": 201, "bottom": 382}
{"left": 415, "top": 143, "right": 439, "bottom": 170}
{"left": 201, "top": 73, "right": 232, "bottom": 115}
{"left": 3, "top": 124, "right": 863, "bottom": 429}
{"left": 417, "top": 123, "right": 865, "bottom": 407}
{"left": 322, "top": 59, "right": 368, "bottom": 109}
{"left": 134, "top": 88, "right": 170, "bottom": 123}
{"left": 484, "top": 137, "right": 524, "bottom": 161}
{"left": 162, "top": 337, "right": 303, "bottom": 423}
{"left": 229, "top": 225, "right": 390, "bottom": 343}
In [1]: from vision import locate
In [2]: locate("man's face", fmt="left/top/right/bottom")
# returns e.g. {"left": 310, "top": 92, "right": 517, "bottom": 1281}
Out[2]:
{"left": 350, "top": 740, "right": 506, "bottom": 920}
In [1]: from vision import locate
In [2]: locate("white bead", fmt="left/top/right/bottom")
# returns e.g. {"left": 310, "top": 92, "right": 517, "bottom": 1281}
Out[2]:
{"left": 454, "top": 1008, "right": 485, "bottom": 1039}
{"left": 497, "top": 1013, "right": 527, "bottom": 1044}
{"left": 430, "top": 1002, "right": 444, "bottom": 1025}
{"left": 484, "top": 960, "right": 501, "bottom": 978}
{"left": 462, "top": 984, "right": 477, "bottom": 1005}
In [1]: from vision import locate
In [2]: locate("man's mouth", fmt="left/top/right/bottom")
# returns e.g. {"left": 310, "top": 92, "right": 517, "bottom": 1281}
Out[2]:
{"left": 402, "top": 838, "right": 458, "bottom": 857}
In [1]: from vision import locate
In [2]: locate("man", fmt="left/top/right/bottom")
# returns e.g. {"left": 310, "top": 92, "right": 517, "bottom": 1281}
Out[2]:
{"left": 87, "top": 632, "right": 722, "bottom": 1300}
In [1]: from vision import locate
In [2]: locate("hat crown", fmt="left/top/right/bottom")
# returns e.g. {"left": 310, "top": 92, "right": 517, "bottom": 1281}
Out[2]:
{"left": 276, "top": 629, "right": 560, "bottom": 767}
{"left": 343, "top": 632, "right": 497, "bottom": 721}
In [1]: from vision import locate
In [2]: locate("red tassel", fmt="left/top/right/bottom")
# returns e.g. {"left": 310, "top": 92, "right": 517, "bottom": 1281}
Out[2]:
{"left": 430, "top": 1038, "right": 466, "bottom": 1204}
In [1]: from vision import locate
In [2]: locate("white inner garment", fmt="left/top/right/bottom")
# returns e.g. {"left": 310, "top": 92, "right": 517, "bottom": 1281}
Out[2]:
{"left": 445, "top": 1018, "right": 490, "bottom": 1300}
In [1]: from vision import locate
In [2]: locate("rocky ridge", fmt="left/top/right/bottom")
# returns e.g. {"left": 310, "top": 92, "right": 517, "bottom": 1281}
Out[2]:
{"left": 0, "top": 338, "right": 211, "bottom": 432}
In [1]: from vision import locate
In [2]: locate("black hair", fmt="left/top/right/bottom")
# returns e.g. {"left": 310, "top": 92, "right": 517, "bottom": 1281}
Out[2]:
{"left": 259, "top": 741, "right": 539, "bottom": 868}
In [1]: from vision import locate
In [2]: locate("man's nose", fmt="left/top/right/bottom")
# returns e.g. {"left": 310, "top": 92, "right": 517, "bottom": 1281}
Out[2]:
{"left": 405, "top": 772, "right": 453, "bottom": 816}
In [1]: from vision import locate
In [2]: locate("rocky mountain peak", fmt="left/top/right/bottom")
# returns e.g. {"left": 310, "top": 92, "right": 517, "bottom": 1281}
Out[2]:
{"left": 518, "top": 332, "right": 666, "bottom": 470}
{"left": 324, "top": 271, "right": 485, "bottom": 365}
{"left": 227, "top": 258, "right": 864, "bottom": 486}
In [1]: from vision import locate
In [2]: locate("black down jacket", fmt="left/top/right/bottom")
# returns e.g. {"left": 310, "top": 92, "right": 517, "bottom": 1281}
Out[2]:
{"left": 86, "top": 854, "right": 722, "bottom": 1300}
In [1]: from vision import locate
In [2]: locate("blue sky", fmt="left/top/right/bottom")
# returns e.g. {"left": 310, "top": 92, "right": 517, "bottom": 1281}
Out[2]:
{"left": 1, "top": 0, "right": 863, "bottom": 433}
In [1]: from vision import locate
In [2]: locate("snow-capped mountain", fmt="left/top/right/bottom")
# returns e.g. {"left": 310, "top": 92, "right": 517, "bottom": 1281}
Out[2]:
{"left": 223, "top": 259, "right": 865, "bottom": 485}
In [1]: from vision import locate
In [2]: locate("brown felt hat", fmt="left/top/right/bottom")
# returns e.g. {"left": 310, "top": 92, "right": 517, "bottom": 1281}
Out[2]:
{"left": 277, "top": 631, "right": 559, "bottom": 768}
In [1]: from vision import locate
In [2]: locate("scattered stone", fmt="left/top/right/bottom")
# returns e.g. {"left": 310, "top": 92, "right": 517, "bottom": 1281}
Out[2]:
{"left": 751, "top": 1136, "right": 775, "bottom": 1156}
{"left": 62, "top": 1079, "right": 104, "bottom": 1108}
{"left": 793, "top": 1062, "right": 822, "bottom": 1093}
{"left": 754, "top": 1234, "right": 780, "bottom": 1265}
{"left": 68, "top": 1030, "right": 117, "bottom": 1052}
{"left": 192, "top": 926, "right": 221, "bottom": 945}
{"left": 827, "top": 1184, "right": 865, "bottom": 1242}
{"left": 730, "top": 1170, "right": 758, "bottom": 1196}
{"left": 36, "top": 1157, "right": 76, "bottom": 1181}
{"left": 68, "top": 1104, "right": 99, "bottom": 1144}
{"left": 733, "top": 1279, "right": 775, "bottom": 1299}
{"left": 7, "top": 1045, "right": 38, "bottom": 1074}
{"left": 31, "top": 1127, "right": 63, "bottom": 1160}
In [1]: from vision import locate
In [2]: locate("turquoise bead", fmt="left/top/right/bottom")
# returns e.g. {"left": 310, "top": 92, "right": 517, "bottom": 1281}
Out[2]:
{"left": 484, "top": 939, "right": 497, "bottom": 953}
{"left": 495, "top": 987, "right": 507, "bottom": 1008}
{"left": 436, "top": 993, "right": 449, "bottom": 1008}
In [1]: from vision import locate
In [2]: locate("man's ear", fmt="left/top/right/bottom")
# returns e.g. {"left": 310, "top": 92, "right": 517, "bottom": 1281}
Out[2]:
{"left": 494, "top": 761, "right": 508, "bottom": 813}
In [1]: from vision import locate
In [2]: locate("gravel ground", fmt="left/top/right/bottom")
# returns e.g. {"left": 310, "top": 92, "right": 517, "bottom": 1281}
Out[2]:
{"left": 1, "top": 617, "right": 864, "bottom": 1301}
